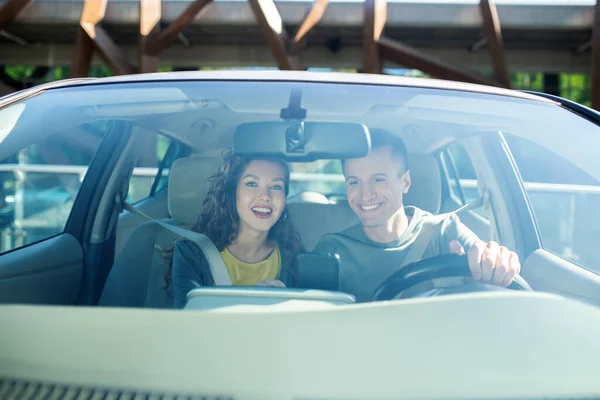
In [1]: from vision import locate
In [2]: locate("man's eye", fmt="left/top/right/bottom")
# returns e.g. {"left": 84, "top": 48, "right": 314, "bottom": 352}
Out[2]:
{"left": 375, "top": 177, "right": 387, "bottom": 183}
{"left": 347, "top": 180, "right": 358, "bottom": 186}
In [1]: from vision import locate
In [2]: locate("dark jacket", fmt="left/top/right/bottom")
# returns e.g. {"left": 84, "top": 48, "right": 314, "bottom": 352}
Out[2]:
{"left": 171, "top": 239, "right": 296, "bottom": 308}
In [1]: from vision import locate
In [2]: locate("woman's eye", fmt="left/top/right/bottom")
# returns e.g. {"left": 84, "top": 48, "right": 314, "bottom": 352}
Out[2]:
{"left": 246, "top": 181, "right": 257, "bottom": 187}
{"left": 271, "top": 184, "right": 283, "bottom": 191}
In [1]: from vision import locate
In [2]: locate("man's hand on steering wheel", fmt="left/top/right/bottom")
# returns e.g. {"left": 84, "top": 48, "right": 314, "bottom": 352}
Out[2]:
{"left": 449, "top": 240, "right": 521, "bottom": 287}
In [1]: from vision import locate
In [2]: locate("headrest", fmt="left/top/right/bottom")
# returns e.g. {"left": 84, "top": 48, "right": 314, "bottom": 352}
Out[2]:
{"left": 403, "top": 154, "right": 441, "bottom": 214}
{"left": 288, "top": 191, "right": 330, "bottom": 204}
{"left": 287, "top": 200, "right": 358, "bottom": 251}
{"left": 168, "top": 156, "right": 220, "bottom": 226}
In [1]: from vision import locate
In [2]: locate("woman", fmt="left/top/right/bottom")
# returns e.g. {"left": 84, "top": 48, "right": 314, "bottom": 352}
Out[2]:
{"left": 164, "top": 149, "right": 303, "bottom": 308}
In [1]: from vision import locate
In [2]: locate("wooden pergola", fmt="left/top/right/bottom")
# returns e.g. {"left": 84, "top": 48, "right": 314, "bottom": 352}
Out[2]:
{"left": 1, "top": 0, "right": 599, "bottom": 110}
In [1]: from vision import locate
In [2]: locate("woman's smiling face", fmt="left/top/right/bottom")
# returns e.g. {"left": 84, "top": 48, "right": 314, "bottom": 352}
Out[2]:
{"left": 235, "top": 160, "right": 287, "bottom": 233}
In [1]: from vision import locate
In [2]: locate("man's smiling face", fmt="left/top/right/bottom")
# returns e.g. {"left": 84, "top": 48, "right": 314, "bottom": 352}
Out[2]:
{"left": 344, "top": 146, "right": 411, "bottom": 228}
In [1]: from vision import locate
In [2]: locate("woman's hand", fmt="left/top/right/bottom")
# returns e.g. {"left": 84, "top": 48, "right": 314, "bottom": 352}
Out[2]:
{"left": 256, "top": 279, "right": 286, "bottom": 288}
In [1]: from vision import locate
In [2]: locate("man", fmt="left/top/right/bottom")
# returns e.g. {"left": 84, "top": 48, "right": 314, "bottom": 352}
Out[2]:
{"left": 314, "top": 129, "right": 521, "bottom": 302}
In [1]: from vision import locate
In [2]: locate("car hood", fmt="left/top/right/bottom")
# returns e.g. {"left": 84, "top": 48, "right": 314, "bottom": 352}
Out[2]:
{"left": 1, "top": 291, "right": 599, "bottom": 399}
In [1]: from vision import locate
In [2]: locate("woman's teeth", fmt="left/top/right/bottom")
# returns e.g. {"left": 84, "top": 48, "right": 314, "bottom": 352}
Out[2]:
{"left": 252, "top": 207, "right": 272, "bottom": 215}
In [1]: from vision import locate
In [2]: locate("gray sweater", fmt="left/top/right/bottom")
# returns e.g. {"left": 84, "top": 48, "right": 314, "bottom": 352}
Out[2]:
{"left": 314, "top": 206, "right": 479, "bottom": 302}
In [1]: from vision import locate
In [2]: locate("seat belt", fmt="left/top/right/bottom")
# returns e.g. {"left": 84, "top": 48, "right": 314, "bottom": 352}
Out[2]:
{"left": 118, "top": 198, "right": 233, "bottom": 286}
{"left": 401, "top": 214, "right": 446, "bottom": 267}
{"left": 401, "top": 189, "right": 490, "bottom": 268}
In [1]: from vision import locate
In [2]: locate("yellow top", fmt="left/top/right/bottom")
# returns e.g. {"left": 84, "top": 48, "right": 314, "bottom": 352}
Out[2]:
{"left": 220, "top": 247, "right": 281, "bottom": 286}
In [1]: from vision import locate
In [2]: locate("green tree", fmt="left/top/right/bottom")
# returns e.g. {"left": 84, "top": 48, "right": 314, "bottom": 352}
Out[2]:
{"left": 560, "top": 73, "right": 591, "bottom": 107}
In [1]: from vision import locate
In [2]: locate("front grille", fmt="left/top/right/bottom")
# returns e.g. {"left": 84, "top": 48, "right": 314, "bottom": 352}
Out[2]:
{"left": 0, "top": 377, "right": 233, "bottom": 400}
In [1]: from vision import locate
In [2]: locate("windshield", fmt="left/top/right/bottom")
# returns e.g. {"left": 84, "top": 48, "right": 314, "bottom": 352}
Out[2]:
{"left": 1, "top": 79, "right": 599, "bottom": 302}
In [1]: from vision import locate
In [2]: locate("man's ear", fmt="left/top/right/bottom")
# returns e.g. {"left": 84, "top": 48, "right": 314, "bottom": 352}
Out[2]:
{"left": 401, "top": 170, "right": 411, "bottom": 194}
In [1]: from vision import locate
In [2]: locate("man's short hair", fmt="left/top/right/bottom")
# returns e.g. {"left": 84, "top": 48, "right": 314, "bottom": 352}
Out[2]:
{"left": 341, "top": 128, "right": 408, "bottom": 175}
{"left": 369, "top": 128, "right": 408, "bottom": 172}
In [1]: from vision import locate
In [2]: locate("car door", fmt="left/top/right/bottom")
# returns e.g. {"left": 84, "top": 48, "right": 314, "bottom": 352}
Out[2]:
{"left": 490, "top": 109, "right": 600, "bottom": 307}
{"left": 0, "top": 103, "right": 128, "bottom": 306}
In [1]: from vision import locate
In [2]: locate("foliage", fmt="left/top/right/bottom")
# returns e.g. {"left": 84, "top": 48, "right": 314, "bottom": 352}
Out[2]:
{"left": 510, "top": 72, "right": 544, "bottom": 91}
{"left": 559, "top": 73, "right": 592, "bottom": 107}
{"left": 1, "top": 65, "right": 594, "bottom": 106}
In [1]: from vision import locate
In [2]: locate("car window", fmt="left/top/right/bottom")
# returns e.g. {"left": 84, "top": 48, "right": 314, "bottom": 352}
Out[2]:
{"left": 505, "top": 133, "right": 600, "bottom": 274}
{"left": 289, "top": 160, "right": 345, "bottom": 199}
{"left": 0, "top": 121, "right": 109, "bottom": 253}
{"left": 441, "top": 143, "right": 487, "bottom": 217}
{"left": 440, "top": 149, "right": 464, "bottom": 204}
{"left": 127, "top": 134, "right": 182, "bottom": 204}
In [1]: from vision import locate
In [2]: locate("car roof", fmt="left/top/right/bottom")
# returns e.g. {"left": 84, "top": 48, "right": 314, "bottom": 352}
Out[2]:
{"left": 0, "top": 70, "right": 564, "bottom": 160}
{"left": 46, "top": 70, "right": 556, "bottom": 105}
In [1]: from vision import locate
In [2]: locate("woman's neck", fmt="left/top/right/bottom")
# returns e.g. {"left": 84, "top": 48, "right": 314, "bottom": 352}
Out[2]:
{"left": 227, "top": 224, "right": 274, "bottom": 263}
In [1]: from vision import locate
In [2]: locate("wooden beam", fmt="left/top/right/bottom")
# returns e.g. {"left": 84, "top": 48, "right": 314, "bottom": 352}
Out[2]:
{"left": 363, "top": 0, "right": 386, "bottom": 74}
{"left": 144, "top": 0, "right": 213, "bottom": 57}
{"left": 140, "top": 0, "right": 161, "bottom": 72}
{"left": 591, "top": 0, "right": 600, "bottom": 111}
{"left": 76, "top": 0, "right": 134, "bottom": 76}
{"left": 71, "top": 26, "right": 95, "bottom": 77}
{"left": 247, "top": 0, "right": 298, "bottom": 70}
{"left": 378, "top": 36, "right": 498, "bottom": 86}
{"left": 289, "top": 0, "right": 329, "bottom": 56}
{"left": 479, "top": 0, "right": 510, "bottom": 88}
{"left": 0, "top": 0, "right": 32, "bottom": 31}
{"left": 82, "top": 23, "right": 135, "bottom": 75}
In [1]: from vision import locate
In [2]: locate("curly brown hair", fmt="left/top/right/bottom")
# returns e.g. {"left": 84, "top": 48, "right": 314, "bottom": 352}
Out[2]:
{"left": 163, "top": 149, "right": 302, "bottom": 287}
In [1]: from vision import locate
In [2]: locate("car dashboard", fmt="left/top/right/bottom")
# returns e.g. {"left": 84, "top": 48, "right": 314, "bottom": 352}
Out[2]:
{"left": 184, "top": 287, "right": 355, "bottom": 311}
{"left": 1, "top": 291, "right": 600, "bottom": 399}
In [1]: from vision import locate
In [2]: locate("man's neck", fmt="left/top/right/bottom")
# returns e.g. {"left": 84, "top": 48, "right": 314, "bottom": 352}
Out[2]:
{"left": 363, "top": 207, "right": 410, "bottom": 243}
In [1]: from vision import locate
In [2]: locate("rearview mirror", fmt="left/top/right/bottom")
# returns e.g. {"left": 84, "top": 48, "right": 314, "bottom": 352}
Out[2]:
{"left": 233, "top": 121, "right": 371, "bottom": 162}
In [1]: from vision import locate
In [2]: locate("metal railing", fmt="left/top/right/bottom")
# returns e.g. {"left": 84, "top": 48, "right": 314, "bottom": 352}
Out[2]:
{"left": 0, "top": 164, "right": 168, "bottom": 180}
{"left": 2, "top": 164, "right": 599, "bottom": 194}
{"left": 1, "top": 164, "right": 599, "bottom": 260}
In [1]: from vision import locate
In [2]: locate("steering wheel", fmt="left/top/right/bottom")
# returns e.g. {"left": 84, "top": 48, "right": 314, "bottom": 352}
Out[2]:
{"left": 372, "top": 254, "right": 532, "bottom": 301}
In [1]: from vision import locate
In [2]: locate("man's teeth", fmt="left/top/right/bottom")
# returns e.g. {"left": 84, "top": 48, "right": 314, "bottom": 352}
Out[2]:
{"left": 252, "top": 207, "right": 272, "bottom": 214}
{"left": 361, "top": 204, "right": 381, "bottom": 211}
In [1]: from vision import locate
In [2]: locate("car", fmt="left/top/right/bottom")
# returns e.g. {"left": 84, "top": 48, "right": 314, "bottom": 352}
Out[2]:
{"left": 1, "top": 71, "right": 600, "bottom": 399}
